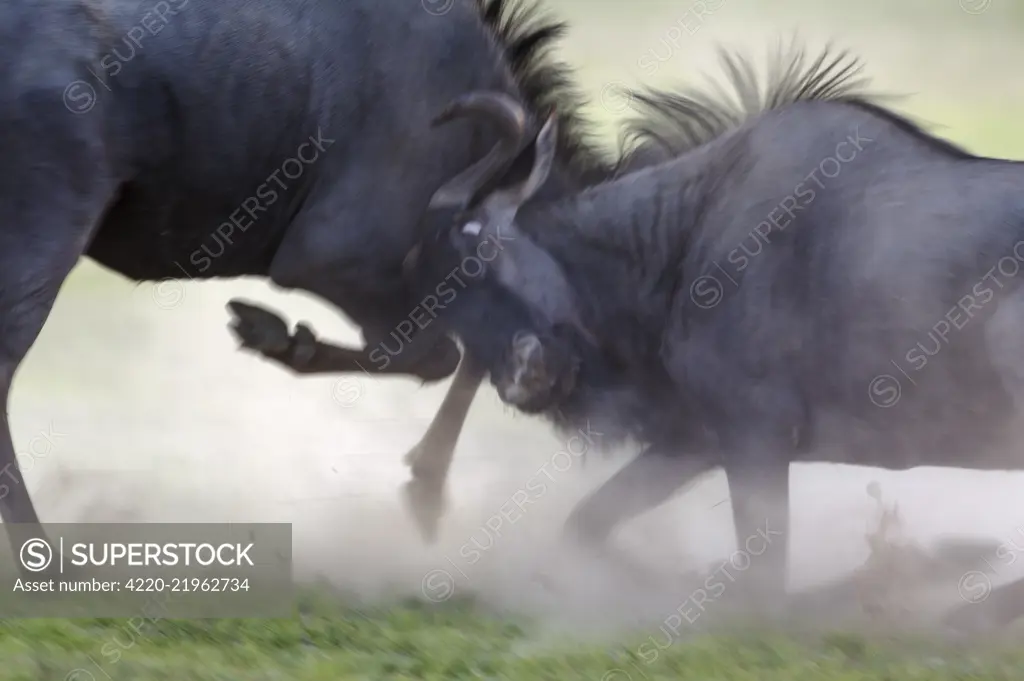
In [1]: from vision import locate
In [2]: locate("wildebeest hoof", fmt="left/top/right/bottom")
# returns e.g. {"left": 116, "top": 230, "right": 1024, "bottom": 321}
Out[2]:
{"left": 403, "top": 441, "right": 423, "bottom": 468}
{"left": 401, "top": 475, "right": 448, "bottom": 544}
{"left": 227, "top": 299, "right": 291, "bottom": 355}
{"left": 291, "top": 323, "right": 317, "bottom": 367}
{"left": 403, "top": 438, "right": 452, "bottom": 476}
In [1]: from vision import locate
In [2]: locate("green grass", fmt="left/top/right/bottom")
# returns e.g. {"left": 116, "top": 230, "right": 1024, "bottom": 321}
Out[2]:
{"left": 1, "top": 594, "right": 1022, "bottom": 680}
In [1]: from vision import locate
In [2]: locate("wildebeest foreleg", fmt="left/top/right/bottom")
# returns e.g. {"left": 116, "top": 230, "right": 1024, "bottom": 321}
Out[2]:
{"left": 563, "top": 445, "right": 716, "bottom": 585}
{"left": 402, "top": 353, "right": 485, "bottom": 542}
{"left": 227, "top": 298, "right": 479, "bottom": 542}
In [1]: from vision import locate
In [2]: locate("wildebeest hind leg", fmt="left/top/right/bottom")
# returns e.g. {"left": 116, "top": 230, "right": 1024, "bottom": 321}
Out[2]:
{"left": 722, "top": 451, "right": 790, "bottom": 619}
{"left": 562, "top": 445, "right": 716, "bottom": 585}
{"left": 0, "top": 113, "right": 116, "bottom": 575}
{"left": 938, "top": 297, "right": 1024, "bottom": 631}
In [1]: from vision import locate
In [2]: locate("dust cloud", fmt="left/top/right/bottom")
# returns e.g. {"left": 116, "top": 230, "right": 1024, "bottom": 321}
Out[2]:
{"left": 9, "top": 266, "right": 1024, "bottom": 642}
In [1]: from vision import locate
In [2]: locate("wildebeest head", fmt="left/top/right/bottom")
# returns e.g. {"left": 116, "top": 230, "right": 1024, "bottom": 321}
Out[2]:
{"left": 404, "top": 91, "right": 585, "bottom": 411}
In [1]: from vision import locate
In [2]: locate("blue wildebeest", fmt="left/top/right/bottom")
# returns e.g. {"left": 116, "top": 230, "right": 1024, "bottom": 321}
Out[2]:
{"left": 0, "top": 0, "right": 660, "bottom": 567}
{"left": 399, "top": 48, "right": 1024, "bottom": 629}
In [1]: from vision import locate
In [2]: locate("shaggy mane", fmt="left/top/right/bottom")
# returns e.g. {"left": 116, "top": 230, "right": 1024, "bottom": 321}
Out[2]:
{"left": 473, "top": 4, "right": 969, "bottom": 175}
{"left": 616, "top": 41, "right": 970, "bottom": 163}
{"left": 475, "top": 0, "right": 612, "bottom": 183}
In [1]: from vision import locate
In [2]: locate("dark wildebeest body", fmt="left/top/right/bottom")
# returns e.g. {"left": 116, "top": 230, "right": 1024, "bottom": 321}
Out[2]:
{"left": 402, "top": 50, "right": 1024, "bottom": 628}
{"left": 0, "top": 0, "right": 633, "bottom": 563}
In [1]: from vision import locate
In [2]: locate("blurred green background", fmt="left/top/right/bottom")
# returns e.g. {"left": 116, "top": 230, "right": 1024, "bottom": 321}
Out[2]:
{"left": 551, "top": 0, "right": 1024, "bottom": 151}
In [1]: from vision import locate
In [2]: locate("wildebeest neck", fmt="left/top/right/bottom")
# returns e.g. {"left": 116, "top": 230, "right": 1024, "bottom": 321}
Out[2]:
{"left": 515, "top": 154, "right": 710, "bottom": 362}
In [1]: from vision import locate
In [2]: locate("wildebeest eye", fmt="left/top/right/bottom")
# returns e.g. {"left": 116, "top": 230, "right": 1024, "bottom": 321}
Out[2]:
{"left": 448, "top": 223, "right": 476, "bottom": 257}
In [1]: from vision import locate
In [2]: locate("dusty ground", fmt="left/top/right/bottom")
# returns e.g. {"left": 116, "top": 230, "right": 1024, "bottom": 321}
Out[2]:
{"left": 14, "top": 268, "right": 1024, "bottom": 640}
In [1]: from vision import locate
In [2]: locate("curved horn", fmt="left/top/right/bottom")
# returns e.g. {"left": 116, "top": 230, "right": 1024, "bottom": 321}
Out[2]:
{"left": 429, "top": 92, "right": 531, "bottom": 209}
{"left": 494, "top": 110, "right": 558, "bottom": 208}
{"left": 431, "top": 91, "right": 529, "bottom": 139}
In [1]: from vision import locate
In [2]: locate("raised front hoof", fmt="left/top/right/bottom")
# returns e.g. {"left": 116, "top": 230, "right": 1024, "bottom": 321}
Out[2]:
{"left": 401, "top": 476, "right": 448, "bottom": 545}
{"left": 227, "top": 299, "right": 291, "bottom": 355}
